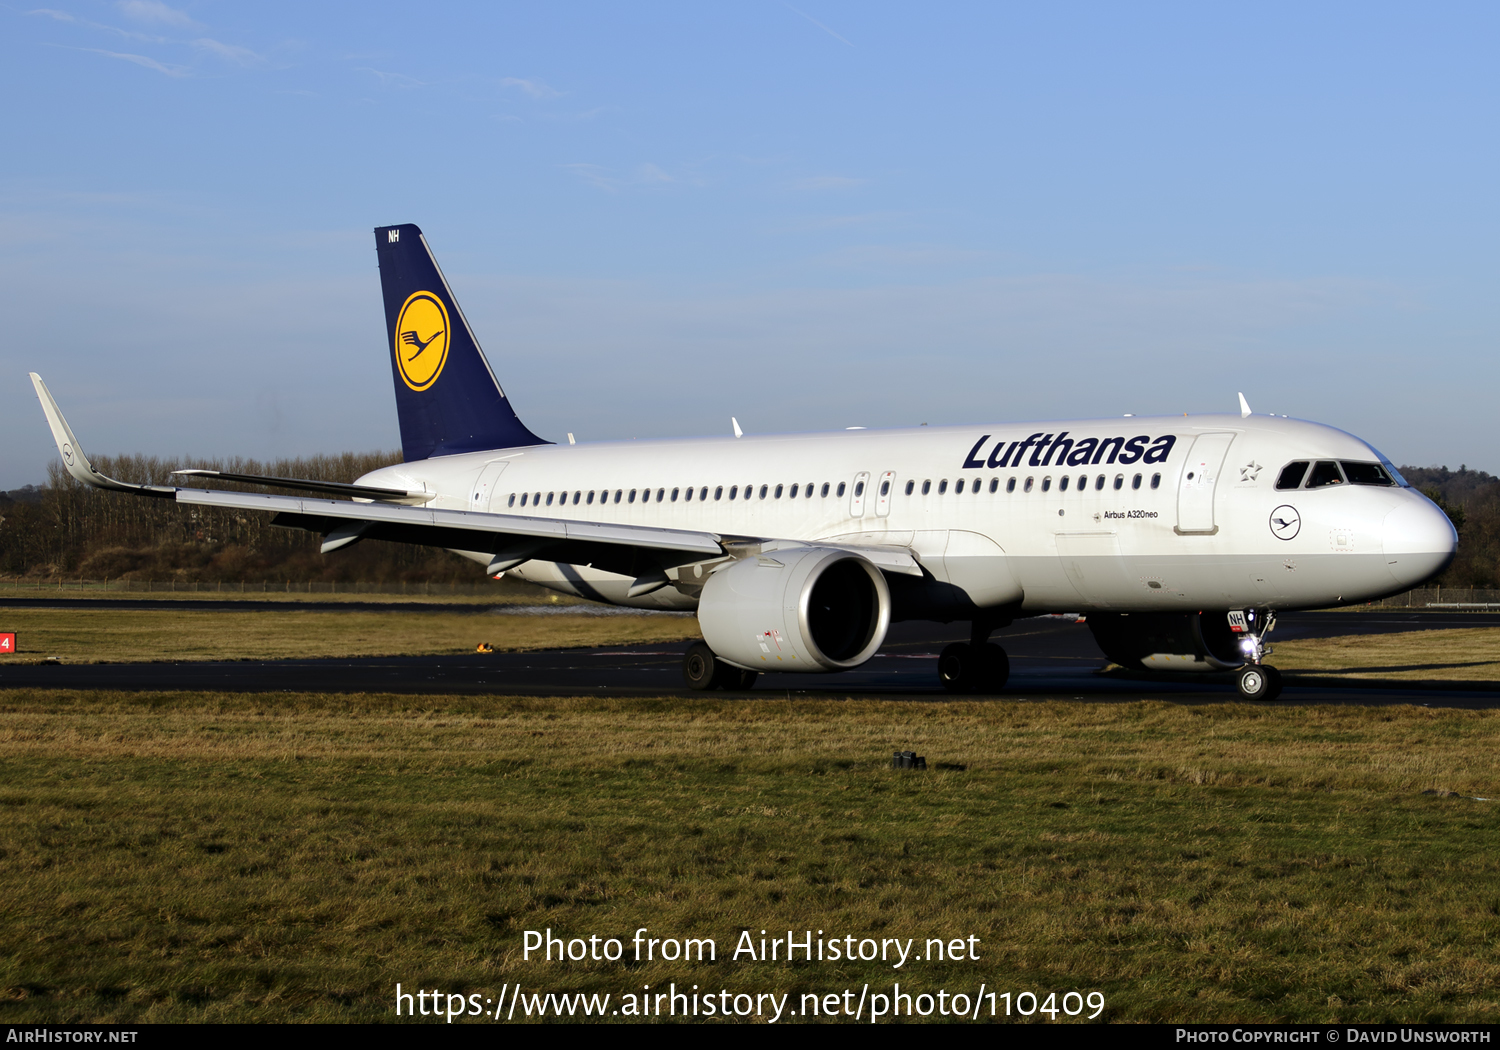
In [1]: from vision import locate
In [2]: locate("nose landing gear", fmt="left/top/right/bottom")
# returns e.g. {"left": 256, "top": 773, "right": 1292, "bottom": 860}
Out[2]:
{"left": 1232, "top": 609, "right": 1282, "bottom": 701}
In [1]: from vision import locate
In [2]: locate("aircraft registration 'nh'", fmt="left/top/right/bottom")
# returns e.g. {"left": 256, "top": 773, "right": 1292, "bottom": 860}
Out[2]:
{"left": 30, "top": 224, "right": 1457, "bottom": 700}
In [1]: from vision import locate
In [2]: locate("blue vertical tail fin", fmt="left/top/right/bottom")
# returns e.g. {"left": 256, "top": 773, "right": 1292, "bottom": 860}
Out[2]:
{"left": 375, "top": 223, "right": 549, "bottom": 461}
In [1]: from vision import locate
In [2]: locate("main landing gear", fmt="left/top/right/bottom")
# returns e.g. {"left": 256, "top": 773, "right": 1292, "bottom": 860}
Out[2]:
{"left": 682, "top": 642, "right": 758, "bottom": 691}
{"left": 938, "top": 619, "right": 1011, "bottom": 694}
{"left": 1233, "top": 608, "right": 1282, "bottom": 702}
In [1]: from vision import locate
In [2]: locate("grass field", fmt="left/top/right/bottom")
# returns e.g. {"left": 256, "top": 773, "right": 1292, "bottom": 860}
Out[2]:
{"left": 0, "top": 606, "right": 700, "bottom": 663}
{"left": 1273, "top": 627, "right": 1500, "bottom": 682}
{"left": 1, "top": 689, "right": 1498, "bottom": 1024}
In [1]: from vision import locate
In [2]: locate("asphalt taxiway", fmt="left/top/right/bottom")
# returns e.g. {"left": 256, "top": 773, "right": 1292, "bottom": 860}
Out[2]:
{"left": 0, "top": 603, "right": 1494, "bottom": 707}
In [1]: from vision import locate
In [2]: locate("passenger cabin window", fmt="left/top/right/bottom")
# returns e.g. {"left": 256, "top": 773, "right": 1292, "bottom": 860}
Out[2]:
{"left": 879, "top": 480, "right": 890, "bottom": 496}
{"left": 1150, "top": 474, "right": 1161, "bottom": 489}
{"left": 629, "top": 489, "right": 637, "bottom": 503}
{"left": 921, "top": 480, "right": 931, "bottom": 495}
{"left": 1276, "top": 461, "right": 1310, "bottom": 489}
{"left": 805, "top": 483, "right": 814, "bottom": 499}
{"left": 821, "top": 483, "right": 830, "bottom": 497}
{"left": 1024, "top": 477, "right": 1034, "bottom": 492}
{"left": 854, "top": 481, "right": 865, "bottom": 497}
{"left": 774, "top": 484, "right": 784, "bottom": 499}
{"left": 759, "top": 485, "right": 769, "bottom": 499}
{"left": 837, "top": 482, "right": 846, "bottom": 497}
{"left": 1132, "top": 474, "right": 1142, "bottom": 490}
{"left": 508, "top": 494, "right": 516, "bottom": 507}
{"left": 789, "top": 483, "right": 799, "bottom": 498}
{"left": 1306, "top": 461, "right": 1344, "bottom": 488}
{"left": 955, "top": 478, "right": 965, "bottom": 494}
{"left": 937, "top": 480, "right": 947, "bottom": 494}
{"left": 989, "top": 479, "right": 999, "bottom": 493}
{"left": 1007, "top": 478, "right": 1017, "bottom": 493}
{"left": 1113, "top": 475, "right": 1124, "bottom": 490}
{"left": 701, "top": 486, "right": 709, "bottom": 500}
{"left": 905, "top": 480, "right": 915, "bottom": 495}
{"left": 671, "top": 488, "right": 680, "bottom": 502}
{"left": 1059, "top": 476, "right": 1070, "bottom": 492}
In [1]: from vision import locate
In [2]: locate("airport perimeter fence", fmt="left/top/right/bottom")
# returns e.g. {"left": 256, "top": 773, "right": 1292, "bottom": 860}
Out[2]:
{"left": 1, "top": 578, "right": 1498, "bottom": 609}
{"left": 1358, "top": 587, "right": 1500, "bottom": 609}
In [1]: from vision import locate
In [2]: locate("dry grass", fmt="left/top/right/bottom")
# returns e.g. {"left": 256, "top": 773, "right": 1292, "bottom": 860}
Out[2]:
{"left": 0, "top": 582, "right": 580, "bottom": 605}
{"left": 1275, "top": 627, "right": 1500, "bottom": 682}
{"left": 0, "top": 607, "right": 700, "bottom": 663}
{"left": 1, "top": 691, "right": 1498, "bottom": 1023}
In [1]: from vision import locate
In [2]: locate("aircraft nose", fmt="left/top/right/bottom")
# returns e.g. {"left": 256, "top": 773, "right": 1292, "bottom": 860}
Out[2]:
{"left": 1383, "top": 495, "right": 1458, "bottom": 589}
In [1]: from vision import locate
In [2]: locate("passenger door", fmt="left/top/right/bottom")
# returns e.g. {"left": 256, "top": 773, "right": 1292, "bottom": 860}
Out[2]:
{"left": 470, "top": 461, "right": 510, "bottom": 513}
{"left": 1175, "top": 433, "right": 1235, "bottom": 534}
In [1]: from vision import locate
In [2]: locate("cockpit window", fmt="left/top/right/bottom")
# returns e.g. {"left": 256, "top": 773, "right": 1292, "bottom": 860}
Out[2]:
{"left": 1276, "top": 461, "right": 1309, "bottom": 490}
{"left": 1340, "top": 461, "right": 1395, "bottom": 486}
{"left": 1305, "top": 461, "right": 1345, "bottom": 488}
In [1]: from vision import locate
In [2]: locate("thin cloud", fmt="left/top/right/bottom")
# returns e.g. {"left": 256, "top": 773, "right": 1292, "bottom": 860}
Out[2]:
{"left": 29, "top": 8, "right": 167, "bottom": 43}
{"left": 563, "top": 162, "right": 705, "bottom": 192}
{"left": 357, "top": 67, "right": 425, "bottom": 89}
{"left": 783, "top": 3, "right": 854, "bottom": 47}
{"left": 192, "top": 38, "right": 261, "bottom": 66}
{"left": 562, "top": 164, "right": 620, "bottom": 192}
{"left": 501, "top": 76, "right": 560, "bottom": 99}
{"left": 636, "top": 163, "right": 675, "bottom": 184}
{"left": 786, "top": 175, "right": 867, "bottom": 192}
{"left": 116, "top": 0, "right": 200, "bottom": 29}
{"left": 51, "top": 44, "right": 190, "bottom": 76}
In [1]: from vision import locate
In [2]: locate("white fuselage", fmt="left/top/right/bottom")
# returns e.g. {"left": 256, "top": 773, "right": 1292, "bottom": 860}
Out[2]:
{"left": 355, "top": 413, "right": 1455, "bottom": 616}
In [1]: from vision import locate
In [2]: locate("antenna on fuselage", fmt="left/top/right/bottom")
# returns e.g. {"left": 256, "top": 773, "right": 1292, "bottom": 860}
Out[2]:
{"left": 732, "top": 417, "right": 743, "bottom": 438}
{"left": 1237, "top": 392, "right": 1252, "bottom": 418}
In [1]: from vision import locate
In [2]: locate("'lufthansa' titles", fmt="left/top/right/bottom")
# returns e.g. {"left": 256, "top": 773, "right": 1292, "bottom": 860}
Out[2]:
{"left": 961, "top": 432, "right": 1176, "bottom": 470}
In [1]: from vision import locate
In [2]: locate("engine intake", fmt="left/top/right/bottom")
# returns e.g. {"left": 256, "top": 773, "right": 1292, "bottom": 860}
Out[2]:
{"left": 698, "top": 547, "right": 890, "bottom": 673}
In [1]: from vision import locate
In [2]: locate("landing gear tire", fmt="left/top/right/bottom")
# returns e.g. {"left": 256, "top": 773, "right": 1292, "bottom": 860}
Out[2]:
{"left": 939, "top": 643, "right": 1010, "bottom": 694}
{"left": 1237, "top": 664, "right": 1282, "bottom": 701}
{"left": 939, "top": 643, "right": 973, "bottom": 693}
{"left": 683, "top": 642, "right": 719, "bottom": 691}
{"left": 683, "top": 643, "right": 758, "bottom": 691}
{"left": 981, "top": 643, "right": 1010, "bottom": 693}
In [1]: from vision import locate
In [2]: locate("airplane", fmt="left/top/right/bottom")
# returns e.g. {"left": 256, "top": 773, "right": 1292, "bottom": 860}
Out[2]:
{"left": 30, "top": 223, "right": 1457, "bottom": 701}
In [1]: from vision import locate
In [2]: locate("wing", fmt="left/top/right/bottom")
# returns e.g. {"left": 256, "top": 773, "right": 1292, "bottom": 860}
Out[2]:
{"left": 30, "top": 374, "right": 921, "bottom": 595}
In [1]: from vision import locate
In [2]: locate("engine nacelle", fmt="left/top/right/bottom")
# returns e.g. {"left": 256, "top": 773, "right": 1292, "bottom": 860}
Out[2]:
{"left": 698, "top": 547, "right": 890, "bottom": 673}
{"left": 1086, "top": 611, "right": 1245, "bottom": 673}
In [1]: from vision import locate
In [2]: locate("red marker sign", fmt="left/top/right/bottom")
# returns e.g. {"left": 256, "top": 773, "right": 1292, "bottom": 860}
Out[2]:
{"left": 0, "top": 634, "right": 13, "bottom": 654}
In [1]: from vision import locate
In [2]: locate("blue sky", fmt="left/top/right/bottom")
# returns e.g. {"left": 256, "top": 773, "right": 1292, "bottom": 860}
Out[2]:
{"left": 3, "top": 2, "right": 1497, "bottom": 489}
